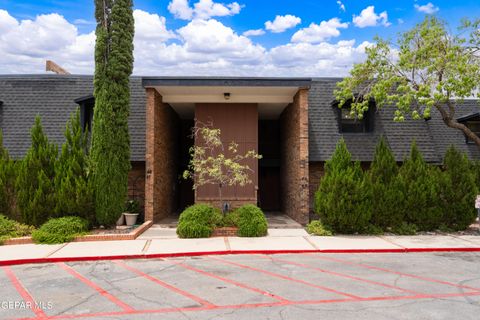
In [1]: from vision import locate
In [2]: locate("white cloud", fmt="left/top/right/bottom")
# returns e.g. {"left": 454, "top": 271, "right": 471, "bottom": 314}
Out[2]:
{"left": 243, "top": 29, "right": 265, "bottom": 37}
{"left": 414, "top": 2, "right": 439, "bottom": 14}
{"left": 291, "top": 18, "right": 348, "bottom": 43}
{"left": 0, "top": 9, "right": 371, "bottom": 77}
{"left": 337, "top": 1, "right": 346, "bottom": 12}
{"left": 168, "top": 0, "right": 242, "bottom": 20}
{"left": 133, "top": 9, "right": 175, "bottom": 42}
{"left": 168, "top": 0, "right": 194, "bottom": 19}
{"left": 353, "top": 6, "right": 390, "bottom": 28}
{"left": 265, "top": 15, "right": 301, "bottom": 33}
{"left": 73, "top": 19, "right": 94, "bottom": 25}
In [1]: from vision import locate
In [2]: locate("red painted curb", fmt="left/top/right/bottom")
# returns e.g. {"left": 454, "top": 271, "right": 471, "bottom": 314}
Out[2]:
{"left": 1, "top": 247, "right": 480, "bottom": 266}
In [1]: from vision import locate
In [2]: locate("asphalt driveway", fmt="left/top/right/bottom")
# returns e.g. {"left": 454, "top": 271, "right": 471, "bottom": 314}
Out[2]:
{"left": 1, "top": 252, "right": 480, "bottom": 319}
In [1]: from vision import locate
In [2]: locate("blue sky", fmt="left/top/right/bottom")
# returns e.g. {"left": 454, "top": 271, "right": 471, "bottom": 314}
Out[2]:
{"left": 0, "top": 0, "right": 479, "bottom": 75}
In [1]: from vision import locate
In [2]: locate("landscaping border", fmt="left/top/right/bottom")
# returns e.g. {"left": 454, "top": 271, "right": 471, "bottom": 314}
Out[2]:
{"left": 3, "top": 220, "right": 153, "bottom": 245}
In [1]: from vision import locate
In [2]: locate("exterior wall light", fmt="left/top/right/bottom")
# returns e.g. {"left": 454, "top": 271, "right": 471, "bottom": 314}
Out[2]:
{"left": 224, "top": 92, "right": 231, "bottom": 100}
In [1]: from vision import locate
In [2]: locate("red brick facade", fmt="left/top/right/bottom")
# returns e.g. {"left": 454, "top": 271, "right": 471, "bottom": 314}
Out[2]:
{"left": 280, "top": 89, "right": 310, "bottom": 225}
{"left": 144, "top": 88, "right": 179, "bottom": 222}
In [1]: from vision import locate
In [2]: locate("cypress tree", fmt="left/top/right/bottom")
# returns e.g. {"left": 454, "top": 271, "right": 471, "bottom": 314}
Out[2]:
{"left": 54, "top": 110, "right": 94, "bottom": 221}
{"left": 90, "top": 0, "right": 134, "bottom": 226}
{"left": 16, "top": 116, "right": 57, "bottom": 226}
{"left": 314, "top": 139, "right": 372, "bottom": 233}
{"left": 397, "top": 141, "right": 442, "bottom": 231}
{"left": 439, "top": 145, "right": 478, "bottom": 230}
{"left": 0, "top": 130, "right": 16, "bottom": 219}
{"left": 369, "top": 137, "right": 403, "bottom": 230}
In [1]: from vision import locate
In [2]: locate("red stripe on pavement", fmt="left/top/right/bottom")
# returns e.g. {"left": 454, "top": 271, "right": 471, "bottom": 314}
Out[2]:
{"left": 112, "top": 260, "right": 216, "bottom": 308}
{"left": 207, "top": 256, "right": 362, "bottom": 300}
{"left": 15, "top": 290, "right": 480, "bottom": 320}
{"left": 2, "top": 266, "right": 47, "bottom": 319}
{"left": 309, "top": 254, "right": 480, "bottom": 292}
{"left": 168, "top": 259, "right": 290, "bottom": 303}
{"left": 259, "top": 254, "right": 422, "bottom": 295}
{"left": 56, "top": 262, "right": 134, "bottom": 312}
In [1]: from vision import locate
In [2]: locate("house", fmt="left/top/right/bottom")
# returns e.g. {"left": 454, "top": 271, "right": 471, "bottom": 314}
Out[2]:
{"left": 1, "top": 75, "right": 479, "bottom": 225}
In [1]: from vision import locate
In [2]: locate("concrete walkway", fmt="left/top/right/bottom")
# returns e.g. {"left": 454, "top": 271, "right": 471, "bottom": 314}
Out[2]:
{"left": 1, "top": 228, "right": 480, "bottom": 266}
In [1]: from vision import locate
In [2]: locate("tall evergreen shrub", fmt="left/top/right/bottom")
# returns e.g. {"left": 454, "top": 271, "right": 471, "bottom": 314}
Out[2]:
{"left": 54, "top": 110, "right": 94, "bottom": 222}
{"left": 0, "top": 130, "right": 16, "bottom": 219}
{"left": 314, "top": 139, "right": 372, "bottom": 233}
{"left": 397, "top": 141, "right": 442, "bottom": 231}
{"left": 439, "top": 145, "right": 477, "bottom": 230}
{"left": 369, "top": 137, "right": 403, "bottom": 229}
{"left": 90, "top": 0, "right": 134, "bottom": 226}
{"left": 16, "top": 116, "right": 57, "bottom": 226}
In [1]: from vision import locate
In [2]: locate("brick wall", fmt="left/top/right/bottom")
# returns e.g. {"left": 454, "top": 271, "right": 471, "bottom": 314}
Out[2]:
{"left": 128, "top": 161, "right": 145, "bottom": 211}
{"left": 144, "top": 88, "right": 179, "bottom": 221}
{"left": 280, "top": 89, "right": 309, "bottom": 225}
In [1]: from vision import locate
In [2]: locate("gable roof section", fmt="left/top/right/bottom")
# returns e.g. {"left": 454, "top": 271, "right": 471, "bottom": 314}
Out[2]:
{"left": 0, "top": 75, "right": 145, "bottom": 161}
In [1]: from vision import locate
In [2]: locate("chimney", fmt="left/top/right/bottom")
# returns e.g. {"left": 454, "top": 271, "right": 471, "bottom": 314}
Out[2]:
{"left": 46, "top": 60, "right": 70, "bottom": 75}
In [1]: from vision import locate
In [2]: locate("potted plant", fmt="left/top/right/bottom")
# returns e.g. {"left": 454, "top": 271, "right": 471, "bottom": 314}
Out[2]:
{"left": 124, "top": 200, "right": 140, "bottom": 226}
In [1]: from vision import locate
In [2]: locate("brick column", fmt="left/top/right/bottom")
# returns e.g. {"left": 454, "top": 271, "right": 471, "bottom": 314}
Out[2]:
{"left": 280, "top": 88, "right": 309, "bottom": 225}
{"left": 145, "top": 88, "right": 179, "bottom": 222}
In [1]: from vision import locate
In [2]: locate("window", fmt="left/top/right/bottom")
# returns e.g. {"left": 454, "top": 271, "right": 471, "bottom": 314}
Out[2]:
{"left": 464, "top": 120, "right": 480, "bottom": 144}
{"left": 74, "top": 95, "right": 94, "bottom": 132}
{"left": 334, "top": 99, "right": 375, "bottom": 133}
{"left": 457, "top": 113, "right": 480, "bottom": 144}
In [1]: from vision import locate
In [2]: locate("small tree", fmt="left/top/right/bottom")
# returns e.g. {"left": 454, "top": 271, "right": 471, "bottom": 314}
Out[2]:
{"left": 0, "top": 130, "right": 16, "bottom": 219}
{"left": 439, "top": 145, "right": 478, "bottom": 230}
{"left": 16, "top": 116, "right": 57, "bottom": 226}
{"left": 397, "top": 141, "right": 442, "bottom": 231}
{"left": 314, "top": 139, "right": 372, "bottom": 233}
{"left": 54, "top": 110, "right": 94, "bottom": 222}
{"left": 335, "top": 16, "right": 480, "bottom": 148}
{"left": 183, "top": 123, "right": 262, "bottom": 213}
{"left": 369, "top": 137, "right": 403, "bottom": 229}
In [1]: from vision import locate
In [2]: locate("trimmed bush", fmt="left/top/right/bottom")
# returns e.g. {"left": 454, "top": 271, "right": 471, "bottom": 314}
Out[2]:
{"left": 54, "top": 110, "right": 94, "bottom": 222}
{"left": 0, "top": 130, "right": 17, "bottom": 220}
{"left": 16, "top": 116, "right": 57, "bottom": 226}
{"left": 236, "top": 204, "right": 268, "bottom": 237}
{"left": 315, "top": 139, "right": 372, "bottom": 234}
{"left": 221, "top": 211, "right": 240, "bottom": 227}
{"left": 396, "top": 142, "right": 442, "bottom": 231}
{"left": 177, "top": 204, "right": 223, "bottom": 238}
{"left": 32, "top": 216, "right": 89, "bottom": 244}
{"left": 0, "top": 215, "right": 35, "bottom": 245}
{"left": 306, "top": 220, "right": 333, "bottom": 236}
{"left": 438, "top": 145, "right": 478, "bottom": 230}
{"left": 369, "top": 137, "right": 404, "bottom": 230}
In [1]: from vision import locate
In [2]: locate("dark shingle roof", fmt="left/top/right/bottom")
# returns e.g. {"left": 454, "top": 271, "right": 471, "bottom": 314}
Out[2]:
{"left": 0, "top": 75, "right": 478, "bottom": 163}
{"left": 308, "top": 79, "right": 480, "bottom": 163}
{"left": 0, "top": 75, "right": 145, "bottom": 161}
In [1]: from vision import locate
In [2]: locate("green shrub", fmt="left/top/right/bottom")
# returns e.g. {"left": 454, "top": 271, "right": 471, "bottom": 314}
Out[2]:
{"left": 438, "top": 146, "right": 478, "bottom": 231}
{"left": 125, "top": 199, "right": 140, "bottom": 213}
{"left": 236, "top": 204, "right": 268, "bottom": 237}
{"left": 0, "top": 215, "right": 35, "bottom": 244}
{"left": 221, "top": 211, "right": 239, "bottom": 227}
{"left": 396, "top": 142, "right": 442, "bottom": 231}
{"left": 54, "top": 110, "right": 94, "bottom": 222}
{"left": 315, "top": 139, "right": 372, "bottom": 234}
{"left": 392, "top": 222, "right": 418, "bottom": 235}
{"left": 369, "top": 137, "right": 404, "bottom": 230}
{"left": 16, "top": 116, "right": 57, "bottom": 226}
{"left": 306, "top": 220, "right": 333, "bottom": 236}
{"left": 176, "top": 204, "right": 223, "bottom": 238}
{"left": 32, "top": 216, "right": 89, "bottom": 244}
{"left": 0, "top": 131, "right": 17, "bottom": 220}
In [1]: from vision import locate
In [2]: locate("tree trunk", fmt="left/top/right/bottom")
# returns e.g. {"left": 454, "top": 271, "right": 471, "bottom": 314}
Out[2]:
{"left": 435, "top": 104, "right": 480, "bottom": 149}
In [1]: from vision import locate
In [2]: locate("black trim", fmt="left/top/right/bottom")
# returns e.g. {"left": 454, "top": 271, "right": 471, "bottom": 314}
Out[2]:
{"left": 142, "top": 77, "right": 312, "bottom": 88}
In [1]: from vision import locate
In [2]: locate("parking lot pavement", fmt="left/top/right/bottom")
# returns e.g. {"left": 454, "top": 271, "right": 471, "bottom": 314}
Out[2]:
{"left": 1, "top": 252, "right": 480, "bottom": 320}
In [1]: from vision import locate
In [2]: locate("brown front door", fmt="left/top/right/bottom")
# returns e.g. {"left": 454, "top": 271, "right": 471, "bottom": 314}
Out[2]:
{"left": 258, "top": 166, "right": 281, "bottom": 211}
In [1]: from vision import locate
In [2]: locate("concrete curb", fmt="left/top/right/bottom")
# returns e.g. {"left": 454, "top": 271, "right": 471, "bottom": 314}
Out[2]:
{"left": 1, "top": 247, "right": 480, "bottom": 267}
